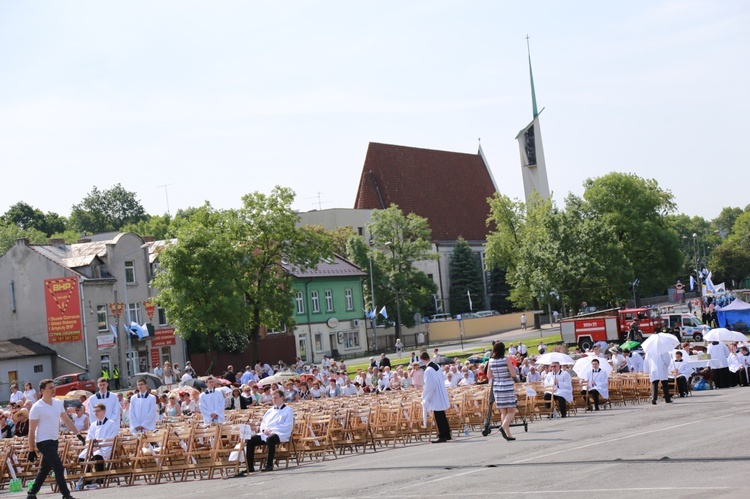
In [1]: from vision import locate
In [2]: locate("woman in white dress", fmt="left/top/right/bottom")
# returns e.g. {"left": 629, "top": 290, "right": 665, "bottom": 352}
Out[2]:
{"left": 23, "top": 382, "right": 37, "bottom": 404}
{"left": 72, "top": 405, "right": 90, "bottom": 431}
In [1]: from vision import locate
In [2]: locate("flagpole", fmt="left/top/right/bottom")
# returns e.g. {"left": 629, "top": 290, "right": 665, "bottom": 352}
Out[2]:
{"left": 368, "top": 237, "right": 378, "bottom": 351}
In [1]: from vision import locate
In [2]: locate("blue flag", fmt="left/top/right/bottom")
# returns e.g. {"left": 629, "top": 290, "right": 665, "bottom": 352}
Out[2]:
{"left": 379, "top": 306, "right": 388, "bottom": 319}
{"left": 110, "top": 324, "right": 118, "bottom": 339}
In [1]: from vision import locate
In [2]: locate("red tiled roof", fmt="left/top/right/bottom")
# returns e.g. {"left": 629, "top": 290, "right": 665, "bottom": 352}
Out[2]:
{"left": 353, "top": 142, "right": 497, "bottom": 242}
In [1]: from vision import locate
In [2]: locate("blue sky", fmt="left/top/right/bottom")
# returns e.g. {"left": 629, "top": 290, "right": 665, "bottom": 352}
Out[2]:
{"left": 1, "top": 1, "right": 747, "bottom": 221}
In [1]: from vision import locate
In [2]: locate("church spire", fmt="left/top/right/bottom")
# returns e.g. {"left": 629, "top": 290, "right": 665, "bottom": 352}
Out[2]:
{"left": 526, "top": 35, "right": 539, "bottom": 119}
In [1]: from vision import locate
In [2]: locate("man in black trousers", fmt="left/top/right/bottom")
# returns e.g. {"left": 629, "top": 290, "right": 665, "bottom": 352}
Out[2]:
{"left": 420, "top": 352, "right": 451, "bottom": 443}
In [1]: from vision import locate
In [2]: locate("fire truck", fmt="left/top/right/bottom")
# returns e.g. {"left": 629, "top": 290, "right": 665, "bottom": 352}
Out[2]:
{"left": 560, "top": 307, "right": 665, "bottom": 351}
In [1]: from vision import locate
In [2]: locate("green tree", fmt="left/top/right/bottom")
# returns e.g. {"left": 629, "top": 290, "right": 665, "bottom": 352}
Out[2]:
{"left": 583, "top": 173, "right": 682, "bottom": 298}
{"left": 0, "top": 223, "right": 48, "bottom": 255}
{"left": 69, "top": 184, "right": 148, "bottom": 234}
{"left": 448, "top": 239, "right": 485, "bottom": 314}
{"left": 713, "top": 206, "right": 745, "bottom": 238}
{"left": 485, "top": 192, "right": 632, "bottom": 315}
{"left": 1, "top": 201, "right": 66, "bottom": 236}
{"left": 304, "top": 225, "right": 356, "bottom": 257}
{"left": 121, "top": 214, "right": 174, "bottom": 241}
{"left": 710, "top": 211, "right": 750, "bottom": 287}
{"left": 351, "top": 205, "right": 437, "bottom": 340}
{"left": 154, "top": 187, "right": 332, "bottom": 364}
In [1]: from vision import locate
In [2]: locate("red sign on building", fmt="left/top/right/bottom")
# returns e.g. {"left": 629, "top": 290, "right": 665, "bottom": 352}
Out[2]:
{"left": 151, "top": 327, "right": 176, "bottom": 347}
{"left": 150, "top": 348, "right": 161, "bottom": 369}
{"left": 44, "top": 277, "right": 82, "bottom": 343}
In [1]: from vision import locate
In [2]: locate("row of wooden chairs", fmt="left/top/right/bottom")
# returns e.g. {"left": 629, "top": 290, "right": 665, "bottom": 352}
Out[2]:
{"left": 2, "top": 377, "right": 675, "bottom": 491}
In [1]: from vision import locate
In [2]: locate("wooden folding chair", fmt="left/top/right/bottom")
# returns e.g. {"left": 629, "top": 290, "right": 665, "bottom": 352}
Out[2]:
{"left": 296, "top": 414, "right": 337, "bottom": 462}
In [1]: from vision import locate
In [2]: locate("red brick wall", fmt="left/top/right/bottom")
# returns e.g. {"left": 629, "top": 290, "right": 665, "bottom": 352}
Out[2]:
{"left": 188, "top": 334, "right": 296, "bottom": 376}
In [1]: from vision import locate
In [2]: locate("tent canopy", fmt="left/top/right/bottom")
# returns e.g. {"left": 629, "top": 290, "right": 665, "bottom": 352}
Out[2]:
{"left": 717, "top": 298, "right": 750, "bottom": 331}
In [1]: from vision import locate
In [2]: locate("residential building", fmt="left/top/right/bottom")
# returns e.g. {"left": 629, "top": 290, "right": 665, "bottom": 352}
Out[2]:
{"left": 284, "top": 254, "right": 367, "bottom": 361}
{"left": 0, "top": 233, "right": 186, "bottom": 387}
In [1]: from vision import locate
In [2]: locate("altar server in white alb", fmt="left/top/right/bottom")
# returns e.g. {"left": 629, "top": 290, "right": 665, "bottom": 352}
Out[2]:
{"left": 129, "top": 377, "right": 157, "bottom": 433}
{"left": 76, "top": 402, "right": 120, "bottom": 488}
{"left": 585, "top": 358, "right": 609, "bottom": 411}
{"left": 644, "top": 352, "right": 672, "bottom": 405}
{"left": 88, "top": 378, "right": 120, "bottom": 423}
{"left": 244, "top": 389, "right": 294, "bottom": 473}
{"left": 543, "top": 362, "right": 573, "bottom": 417}
{"left": 199, "top": 377, "right": 226, "bottom": 424}
{"left": 670, "top": 351, "right": 693, "bottom": 397}
{"left": 420, "top": 351, "right": 451, "bottom": 443}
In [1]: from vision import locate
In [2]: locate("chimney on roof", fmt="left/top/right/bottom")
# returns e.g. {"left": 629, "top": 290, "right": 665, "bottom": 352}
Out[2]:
{"left": 48, "top": 238, "right": 66, "bottom": 245}
{"left": 16, "top": 238, "right": 30, "bottom": 246}
{"left": 77, "top": 238, "right": 91, "bottom": 243}
{"left": 142, "top": 236, "right": 155, "bottom": 243}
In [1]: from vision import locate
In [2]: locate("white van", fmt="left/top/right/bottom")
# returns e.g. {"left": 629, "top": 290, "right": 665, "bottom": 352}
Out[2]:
{"left": 664, "top": 313, "right": 708, "bottom": 341}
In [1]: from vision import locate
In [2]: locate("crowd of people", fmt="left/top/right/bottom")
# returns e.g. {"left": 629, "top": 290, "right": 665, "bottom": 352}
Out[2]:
{"left": 6, "top": 327, "right": 750, "bottom": 496}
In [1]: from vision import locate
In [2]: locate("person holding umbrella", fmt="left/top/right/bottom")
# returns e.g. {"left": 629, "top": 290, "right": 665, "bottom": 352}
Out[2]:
{"left": 644, "top": 352, "right": 672, "bottom": 404}
{"left": 543, "top": 362, "right": 573, "bottom": 418}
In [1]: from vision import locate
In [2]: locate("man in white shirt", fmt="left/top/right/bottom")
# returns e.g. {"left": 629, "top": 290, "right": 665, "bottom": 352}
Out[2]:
{"left": 76, "top": 402, "right": 119, "bottom": 490}
{"left": 543, "top": 362, "right": 573, "bottom": 418}
{"left": 27, "top": 379, "right": 86, "bottom": 499}
{"left": 341, "top": 379, "right": 358, "bottom": 396}
{"left": 130, "top": 377, "right": 157, "bottom": 433}
{"left": 88, "top": 378, "right": 120, "bottom": 423}
{"left": 199, "top": 377, "right": 226, "bottom": 424}
{"left": 244, "top": 390, "right": 294, "bottom": 473}
{"left": 517, "top": 342, "right": 528, "bottom": 359}
{"left": 9, "top": 384, "right": 26, "bottom": 406}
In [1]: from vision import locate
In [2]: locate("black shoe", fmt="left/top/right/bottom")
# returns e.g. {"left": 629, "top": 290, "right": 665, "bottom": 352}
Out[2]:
{"left": 63, "top": 496, "right": 78, "bottom": 499}
{"left": 261, "top": 465, "right": 274, "bottom": 472}
{"left": 445, "top": 435, "right": 452, "bottom": 441}
{"left": 499, "top": 427, "right": 508, "bottom": 439}
{"left": 431, "top": 438, "right": 447, "bottom": 444}
{"left": 665, "top": 399, "right": 673, "bottom": 403}
{"left": 594, "top": 406, "right": 599, "bottom": 411}
{"left": 505, "top": 436, "right": 516, "bottom": 441}
{"left": 247, "top": 467, "right": 256, "bottom": 473}
{"left": 651, "top": 400, "right": 657, "bottom": 405}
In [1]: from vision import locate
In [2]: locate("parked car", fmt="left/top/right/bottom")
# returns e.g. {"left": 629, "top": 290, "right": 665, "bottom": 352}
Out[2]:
{"left": 53, "top": 372, "right": 96, "bottom": 396}
{"left": 473, "top": 310, "right": 499, "bottom": 318}
{"left": 428, "top": 313, "right": 453, "bottom": 322}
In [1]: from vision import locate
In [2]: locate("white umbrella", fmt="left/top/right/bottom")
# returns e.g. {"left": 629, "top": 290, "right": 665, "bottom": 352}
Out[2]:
{"left": 257, "top": 371, "right": 300, "bottom": 386}
{"left": 573, "top": 356, "right": 613, "bottom": 378}
{"left": 535, "top": 352, "right": 575, "bottom": 365}
{"left": 641, "top": 333, "right": 680, "bottom": 356}
{"left": 704, "top": 328, "right": 747, "bottom": 342}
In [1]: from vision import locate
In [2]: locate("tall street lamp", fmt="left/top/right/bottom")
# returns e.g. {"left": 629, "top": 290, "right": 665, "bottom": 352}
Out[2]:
{"left": 122, "top": 243, "right": 149, "bottom": 377}
{"left": 368, "top": 237, "right": 378, "bottom": 351}
{"left": 384, "top": 241, "right": 403, "bottom": 342}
